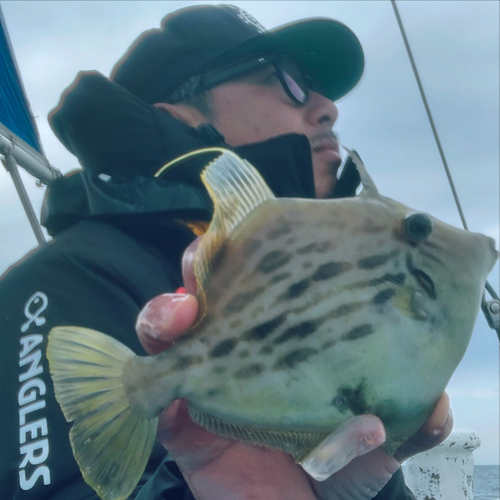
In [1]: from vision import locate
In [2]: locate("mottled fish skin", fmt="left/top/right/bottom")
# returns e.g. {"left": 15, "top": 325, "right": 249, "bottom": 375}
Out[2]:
{"left": 130, "top": 191, "right": 497, "bottom": 454}
{"left": 47, "top": 151, "right": 497, "bottom": 500}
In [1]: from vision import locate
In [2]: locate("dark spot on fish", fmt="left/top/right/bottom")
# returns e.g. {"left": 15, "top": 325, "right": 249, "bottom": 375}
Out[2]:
{"left": 210, "top": 338, "right": 239, "bottom": 358}
{"left": 358, "top": 251, "right": 398, "bottom": 269}
{"left": 241, "top": 238, "right": 263, "bottom": 258}
{"left": 206, "top": 387, "right": 225, "bottom": 398}
{"left": 267, "top": 222, "right": 293, "bottom": 240}
{"left": 286, "top": 237, "right": 296, "bottom": 245}
{"left": 229, "top": 319, "right": 242, "bottom": 329}
{"left": 413, "top": 270, "right": 437, "bottom": 300}
{"left": 384, "top": 273, "right": 406, "bottom": 286}
{"left": 296, "top": 241, "right": 332, "bottom": 255}
{"left": 224, "top": 287, "right": 266, "bottom": 315}
{"left": 332, "top": 395, "right": 348, "bottom": 412}
{"left": 212, "top": 366, "right": 228, "bottom": 375}
{"left": 270, "top": 272, "right": 291, "bottom": 284}
{"left": 234, "top": 363, "right": 265, "bottom": 379}
{"left": 327, "top": 301, "right": 364, "bottom": 319}
{"left": 173, "top": 355, "right": 204, "bottom": 371}
{"left": 312, "top": 262, "right": 352, "bottom": 281}
{"left": 280, "top": 279, "right": 311, "bottom": 301}
{"left": 274, "top": 348, "right": 318, "bottom": 370}
{"left": 372, "top": 288, "right": 396, "bottom": 305}
{"left": 348, "top": 273, "right": 406, "bottom": 291}
{"left": 259, "top": 345, "right": 274, "bottom": 355}
{"left": 256, "top": 250, "right": 293, "bottom": 274}
{"left": 243, "top": 314, "right": 286, "bottom": 341}
{"left": 209, "top": 243, "right": 228, "bottom": 273}
{"left": 302, "top": 261, "right": 313, "bottom": 269}
{"left": 341, "top": 324, "right": 374, "bottom": 341}
{"left": 239, "top": 350, "right": 250, "bottom": 359}
{"left": 321, "top": 339, "right": 336, "bottom": 350}
{"left": 273, "top": 321, "right": 318, "bottom": 345}
{"left": 332, "top": 381, "right": 368, "bottom": 415}
{"left": 406, "top": 252, "right": 436, "bottom": 299}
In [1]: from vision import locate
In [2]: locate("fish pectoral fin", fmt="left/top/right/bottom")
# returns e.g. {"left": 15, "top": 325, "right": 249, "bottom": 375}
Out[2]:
{"left": 47, "top": 326, "right": 158, "bottom": 500}
{"left": 194, "top": 151, "right": 276, "bottom": 311}
{"left": 188, "top": 404, "right": 328, "bottom": 462}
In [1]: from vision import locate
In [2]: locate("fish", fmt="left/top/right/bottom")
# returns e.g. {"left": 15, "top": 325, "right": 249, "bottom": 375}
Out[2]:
{"left": 47, "top": 148, "right": 498, "bottom": 500}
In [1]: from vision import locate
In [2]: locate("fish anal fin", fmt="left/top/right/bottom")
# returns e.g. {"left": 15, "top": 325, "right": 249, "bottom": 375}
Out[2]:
{"left": 188, "top": 404, "right": 328, "bottom": 462}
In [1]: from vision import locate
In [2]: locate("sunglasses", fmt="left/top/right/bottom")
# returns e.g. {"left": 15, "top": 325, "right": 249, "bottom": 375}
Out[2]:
{"left": 168, "top": 55, "right": 320, "bottom": 105}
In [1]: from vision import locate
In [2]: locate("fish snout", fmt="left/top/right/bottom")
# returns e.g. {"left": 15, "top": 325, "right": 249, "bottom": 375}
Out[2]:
{"left": 485, "top": 236, "right": 499, "bottom": 268}
{"left": 487, "top": 236, "right": 499, "bottom": 257}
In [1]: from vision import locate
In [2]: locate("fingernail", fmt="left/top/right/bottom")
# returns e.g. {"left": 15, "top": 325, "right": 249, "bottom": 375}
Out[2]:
{"left": 136, "top": 293, "right": 190, "bottom": 339}
{"left": 433, "top": 407, "right": 453, "bottom": 436}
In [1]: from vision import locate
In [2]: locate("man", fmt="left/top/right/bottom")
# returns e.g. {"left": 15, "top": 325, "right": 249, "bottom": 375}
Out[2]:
{"left": 0, "top": 5, "right": 451, "bottom": 499}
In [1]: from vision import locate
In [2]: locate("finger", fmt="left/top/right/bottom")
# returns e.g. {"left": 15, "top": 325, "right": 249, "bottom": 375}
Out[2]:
{"left": 311, "top": 447, "right": 400, "bottom": 500}
{"left": 395, "top": 392, "right": 453, "bottom": 462}
{"left": 300, "top": 415, "right": 386, "bottom": 481}
{"left": 182, "top": 236, "right": 203, "bottom": 295}
{"left": 136, "top": 293, "right": 198, "bottom": 355}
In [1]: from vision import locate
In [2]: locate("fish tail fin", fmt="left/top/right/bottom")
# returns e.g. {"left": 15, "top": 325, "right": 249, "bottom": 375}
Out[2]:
{"left": 47, "top": 326, "right": 158, "bottom": 500}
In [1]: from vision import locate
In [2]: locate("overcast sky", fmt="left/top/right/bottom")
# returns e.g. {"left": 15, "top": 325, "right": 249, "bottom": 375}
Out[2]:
{"left": 1, "top": 1, "right": 498, "bottom": 465}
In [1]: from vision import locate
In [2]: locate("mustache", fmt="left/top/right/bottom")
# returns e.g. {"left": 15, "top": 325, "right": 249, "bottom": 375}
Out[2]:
{"left": 309, "top": 130, "right": 340, "bottom": 150}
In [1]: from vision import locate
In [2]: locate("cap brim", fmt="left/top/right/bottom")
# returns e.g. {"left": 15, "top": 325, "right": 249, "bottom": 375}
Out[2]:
{"left": 205, "top": 18, "right": 364, "bottom": 102}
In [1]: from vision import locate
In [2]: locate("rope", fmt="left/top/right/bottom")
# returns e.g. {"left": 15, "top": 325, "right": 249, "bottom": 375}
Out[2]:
{"left": 391, "top": 1, "right": 498, "bottom": 334}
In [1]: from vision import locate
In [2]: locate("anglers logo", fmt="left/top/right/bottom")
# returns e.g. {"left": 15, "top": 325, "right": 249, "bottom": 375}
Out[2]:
{"left": 21, "top": 292, "right": 48, "bottom": 333}
{"left": 18, "top": 291, "right": 51, "bottom": 491}
{"left": 228, "top": 6, "right": 266, "bottom": 33}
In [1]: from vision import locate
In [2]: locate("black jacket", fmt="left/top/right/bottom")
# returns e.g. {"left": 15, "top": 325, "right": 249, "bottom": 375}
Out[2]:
{"left": 0, "top": 72, "right": 414, "bottom": 500}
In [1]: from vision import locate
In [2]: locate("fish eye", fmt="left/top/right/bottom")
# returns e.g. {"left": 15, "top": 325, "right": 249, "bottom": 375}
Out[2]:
{"left": 402, "top": 213, "right": 434, "bottom": 243}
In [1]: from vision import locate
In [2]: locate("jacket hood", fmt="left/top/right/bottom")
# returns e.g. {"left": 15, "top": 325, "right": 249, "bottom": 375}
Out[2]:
{"left": 43, "top": 71, "right": 359, "bottom": 236}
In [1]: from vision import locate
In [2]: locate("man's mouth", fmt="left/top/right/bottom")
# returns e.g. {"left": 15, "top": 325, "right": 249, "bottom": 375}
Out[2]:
{"left": 310, "top": 130, "right": 340, "bottom": 153}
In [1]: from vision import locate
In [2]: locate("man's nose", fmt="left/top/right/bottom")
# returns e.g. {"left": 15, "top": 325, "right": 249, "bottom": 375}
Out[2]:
{"left": 306, "top": 91, "right": 339, "bottom": 128}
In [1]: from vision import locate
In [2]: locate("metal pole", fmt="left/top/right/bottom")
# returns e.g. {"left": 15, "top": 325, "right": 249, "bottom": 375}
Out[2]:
{"left": 3, "top": 151, "right": 46, "bottom": 245}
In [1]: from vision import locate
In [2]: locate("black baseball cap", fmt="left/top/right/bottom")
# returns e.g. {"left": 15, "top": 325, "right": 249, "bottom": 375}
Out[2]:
{"left": 111, "top": 4, "right": 364, "bottom": 104}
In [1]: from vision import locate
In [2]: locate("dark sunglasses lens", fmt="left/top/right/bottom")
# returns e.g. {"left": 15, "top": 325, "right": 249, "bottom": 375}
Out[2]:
{"left": 279, "top": 56, "right": 308, "bottom": 103}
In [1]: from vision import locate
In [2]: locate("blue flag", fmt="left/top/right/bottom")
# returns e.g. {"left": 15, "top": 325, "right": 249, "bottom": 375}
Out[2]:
{"left": 0, "top": 5, "right": 43, "bottom": 153}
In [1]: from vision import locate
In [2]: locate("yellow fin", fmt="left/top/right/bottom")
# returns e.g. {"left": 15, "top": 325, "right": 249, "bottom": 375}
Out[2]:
{"left": 47, "top": 326, "right": 158, "bottom": 500}
{"left": 193, "top": 151, "right": 275, "bottom": 317}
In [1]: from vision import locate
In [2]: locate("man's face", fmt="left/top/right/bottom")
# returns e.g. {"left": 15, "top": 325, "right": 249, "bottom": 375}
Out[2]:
{"left": 208, "top": 66, "right": 342, "bottom": 199}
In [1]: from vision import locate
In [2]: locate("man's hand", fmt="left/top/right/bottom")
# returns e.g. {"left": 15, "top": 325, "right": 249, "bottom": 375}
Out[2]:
{"left": 135, "top": 238, "right": 452, "bottom": 500}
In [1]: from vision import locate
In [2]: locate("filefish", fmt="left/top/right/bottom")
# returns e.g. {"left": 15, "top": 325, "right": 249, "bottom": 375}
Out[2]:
{"left": 47, "top": 149, "right": 497, "bottom": 500}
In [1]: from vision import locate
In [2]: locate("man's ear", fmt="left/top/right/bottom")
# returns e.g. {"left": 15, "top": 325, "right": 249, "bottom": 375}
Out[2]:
{"left": 154, "top": 102, "right": 206, "bottom": 128}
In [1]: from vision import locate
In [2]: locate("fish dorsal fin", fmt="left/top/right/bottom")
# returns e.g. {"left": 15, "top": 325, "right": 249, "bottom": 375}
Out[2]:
{"left": 342, "top": 146, "right": 379, "bottom": 197}
{"left": 194, "top": 150, "right": 275, "bottom": 319}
